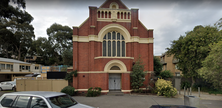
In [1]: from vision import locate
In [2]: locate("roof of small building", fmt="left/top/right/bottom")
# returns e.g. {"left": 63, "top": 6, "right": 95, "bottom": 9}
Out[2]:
{"left": 0, "top": 57, "right": 30, "bottom": 64}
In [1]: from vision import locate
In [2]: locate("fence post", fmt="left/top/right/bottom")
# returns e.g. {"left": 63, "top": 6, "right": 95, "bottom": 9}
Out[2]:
{"left": 190, "top": 87, "right": 192, "bottom": 95}
{"left": 184, "top": 87, "right": 186, "bottom": 95}
{"left": 198, "top": 87, "right": 200, "bottom": 97}
{"left": 187, "top": 88, "right": 189, "bottom": 95}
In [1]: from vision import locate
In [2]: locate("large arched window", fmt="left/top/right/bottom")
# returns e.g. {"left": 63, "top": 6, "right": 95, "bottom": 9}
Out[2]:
{"left": 103, "top": 31, "right": 125, "bottom": 57}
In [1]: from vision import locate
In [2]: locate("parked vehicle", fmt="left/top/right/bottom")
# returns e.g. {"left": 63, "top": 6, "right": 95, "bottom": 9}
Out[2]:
{"left": 0, "top": 91, "right": 94, "bottom": 108}
{"left": 0, "top": 81, "right": 16, "bottom": 91}
{"left": 25, "top": 73, "right": 40, "bottom": 77}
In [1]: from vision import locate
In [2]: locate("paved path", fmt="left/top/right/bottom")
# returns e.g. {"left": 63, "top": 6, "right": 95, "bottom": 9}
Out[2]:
{"left": 178, "top": 90, "right": 222, "bottom": 100}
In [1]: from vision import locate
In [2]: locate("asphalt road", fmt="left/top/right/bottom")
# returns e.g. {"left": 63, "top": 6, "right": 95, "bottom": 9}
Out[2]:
{"left": 1, "top": 92, "right": 221, "bottom": 108}
{"left": 73, "top": 94, "right": 222, "bottom": 108}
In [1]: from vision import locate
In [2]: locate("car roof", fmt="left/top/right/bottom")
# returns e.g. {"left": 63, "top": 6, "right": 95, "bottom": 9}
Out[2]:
{"left": 1, "top": 81, "right": 15, "bottom": 83}
{"left": 3, "top": 91, "right": 66, "bottom": 98}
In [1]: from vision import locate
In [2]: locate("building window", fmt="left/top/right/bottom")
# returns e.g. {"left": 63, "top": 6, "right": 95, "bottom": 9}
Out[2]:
{"left": 20, "top": 65, "right": 30, "bottom": 71}
{"left": 110, "top": 66, "right": 120, "bottom": 70}
{"left": 1, "top": 64, "right": 5, "bottom": 69}
{"left": 6, "top": 64, "right": 10, "bottom": 69}
{"left": 112, "top": 5, "right": 116, "bottom": 9}
{"left": 35, "top": 66, "right": 39, "bottom": 70}
{"left": 102, "top": 31, "right": 126, "bottom": 57}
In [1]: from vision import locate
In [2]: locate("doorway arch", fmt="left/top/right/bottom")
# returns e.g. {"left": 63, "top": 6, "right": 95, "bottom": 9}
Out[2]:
{"left": 104, "top": 60, "right": 127, "bottom": 91}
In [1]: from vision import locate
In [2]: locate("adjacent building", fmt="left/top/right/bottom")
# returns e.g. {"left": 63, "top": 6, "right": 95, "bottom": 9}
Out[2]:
{"left": 72, "top": 0, "right": 154, "bottom": 94}
{"left": 158, "top": 53, "right": 182, "bottom": 76}
{"left": 0, "top": 57, "right": 42, "bottom": 82}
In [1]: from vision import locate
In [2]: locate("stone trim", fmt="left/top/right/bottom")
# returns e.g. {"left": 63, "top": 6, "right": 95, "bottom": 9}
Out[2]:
{"left": 98, "top": 24, "right": 131, "bottom": 42}
{"left": 97, "top": 19, "right": 131, "bottom": 22}
{"left": 109, "top": 2, "right": 119, "bottom": 9}
{"left": 94, "top": 56, "right": 134, "bottom": 59}
{"left": 104, "top": 60, "right": 127, "bottom": 72}
{"left": 121, "top": 90, "right": 132, "bottom": 92}
{"left": 72, "top": 35, "right": 154, "bottom": 43}
{"left": 133, "top": 27, "right": 138, "bottom": 29}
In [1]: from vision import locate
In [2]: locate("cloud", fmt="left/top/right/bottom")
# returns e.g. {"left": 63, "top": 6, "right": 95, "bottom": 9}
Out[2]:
{"left": 24, "top": 0, "right": 222, "bottom": 56}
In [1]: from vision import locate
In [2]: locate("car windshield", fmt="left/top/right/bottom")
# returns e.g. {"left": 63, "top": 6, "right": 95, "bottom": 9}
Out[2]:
{"left": 10, "top": 81, "right": 16, "bottom": 85}
{"left": 47, "top": 94, "right": 77, "bottom": 108}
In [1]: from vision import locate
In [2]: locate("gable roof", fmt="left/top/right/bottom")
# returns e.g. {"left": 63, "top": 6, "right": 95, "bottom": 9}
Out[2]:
{"left": 99, "top": 0, "right": 129, "bottom": 9}
{"left": 0, "top": 57, "right": 30, "bottom": 64}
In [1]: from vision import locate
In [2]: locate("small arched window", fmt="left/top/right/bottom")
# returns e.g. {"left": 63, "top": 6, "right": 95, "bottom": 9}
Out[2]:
{"left": 112, "top": 5, "right": 116, "bottom": 9}
{"left": 110, "top": 66, "right": 120, "bottom": 70}
{"left": 103, "top": 31, "right": 126, "bottom": 57}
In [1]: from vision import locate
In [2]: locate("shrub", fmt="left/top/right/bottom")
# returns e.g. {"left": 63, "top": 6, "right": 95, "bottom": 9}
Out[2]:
{"left": 155, "top": 78, "right": 177, "bottom": 97}
{"left": 181, "top": 81, "right": 191, "bottom": 89}
{"left": 131, "top": 56, "right": 145, "bottom": 90}
{"left": 160, "top": 70, "right": 173, "bottom": 79}
{"left": 61, "top": 86, "right": 75, "bottom": 96}
{"left": 86, "top": 87, "right": 102, "bottom": 97}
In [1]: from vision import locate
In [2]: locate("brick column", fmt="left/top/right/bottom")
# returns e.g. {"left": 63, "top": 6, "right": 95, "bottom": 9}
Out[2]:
{"left": 89, "top": 6, "right": 97, "bottom": 35}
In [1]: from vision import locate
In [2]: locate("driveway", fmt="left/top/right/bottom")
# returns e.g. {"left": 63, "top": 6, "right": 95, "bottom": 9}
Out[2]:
{"left": 73, "top": 94, "right": 222, "bottom": 108}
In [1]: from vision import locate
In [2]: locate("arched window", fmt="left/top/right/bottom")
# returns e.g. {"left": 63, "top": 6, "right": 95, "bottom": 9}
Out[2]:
{"left": 110, "top": 66, "right": 120, "bottom": 70}
{"left": 103, "top": 31, "right": 126, "bottom": 57}
{"left": 112, "top": 5, "right": 116, "bottom": 9}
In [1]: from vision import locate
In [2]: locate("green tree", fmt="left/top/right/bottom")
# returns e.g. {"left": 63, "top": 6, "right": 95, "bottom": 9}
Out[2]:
{"left": 166, "top": 25, "right": 222, "bottom": 86}
{"left": 160, "top": 70, "right": 173, "bottom": 79}
{"left": 0, "top": 6, "right": 35, "bottom": 60}
{"left": 62, "top": 48, "right": 73, "bottom": 66}
{"left": 47, "top": 23, "right": 72, "bottom": 55}
{"left": 0, "top": 0, "right": 26, "bottom": 18}
{"left": 198, "top": 40, "right": 222, "bottom": 89}
{"left": 215, "top": 18, "right": 222, "bottom": 28}
{"left": 154, "top": 56, "right": 162, "bottom": 76}
{"left": 131, "top": 56, "right": 145, "bottom": 91}
{"left": 32, "top": 37, "right": 61, "bottom": 65}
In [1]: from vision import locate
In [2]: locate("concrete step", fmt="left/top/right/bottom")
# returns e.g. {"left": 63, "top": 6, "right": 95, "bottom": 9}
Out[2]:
{"left": 107, "top": 91, "right": 125, "bottom": 96}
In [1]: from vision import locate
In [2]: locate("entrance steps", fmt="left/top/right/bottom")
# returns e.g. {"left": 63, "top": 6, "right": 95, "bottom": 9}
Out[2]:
{"left": 107, "top": 91, "right": 125, "bottom": 96}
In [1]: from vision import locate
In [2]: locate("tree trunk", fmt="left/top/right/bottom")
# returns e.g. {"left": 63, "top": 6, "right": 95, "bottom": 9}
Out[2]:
{"left": 191, "top": 77, "right": 195, "bottom": 88}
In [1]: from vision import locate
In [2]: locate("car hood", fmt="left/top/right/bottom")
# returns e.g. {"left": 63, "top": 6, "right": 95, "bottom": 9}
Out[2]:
{"left": 69, "top": 103, "right": 94, "bottom": 108}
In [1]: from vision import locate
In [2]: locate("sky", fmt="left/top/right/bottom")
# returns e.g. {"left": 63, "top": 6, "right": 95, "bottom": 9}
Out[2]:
{"left": 23, "top": 0, "right": 222, "bottom": 56}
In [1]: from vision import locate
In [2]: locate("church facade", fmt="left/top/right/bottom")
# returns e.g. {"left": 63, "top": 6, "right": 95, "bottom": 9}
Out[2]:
{"left": 72, "top": 0, "right": 153, "bottom": 94}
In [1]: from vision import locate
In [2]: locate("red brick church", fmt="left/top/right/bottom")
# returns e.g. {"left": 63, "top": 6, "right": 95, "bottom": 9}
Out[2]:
{"left": 72, "top": 0, "right": 153, "bottom": 94}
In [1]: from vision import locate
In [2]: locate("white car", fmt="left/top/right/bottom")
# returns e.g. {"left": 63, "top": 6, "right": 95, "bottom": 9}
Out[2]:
{"left": 0, "top": 91, "right": 94, "bottom": 108}
{"left": 0, "top": 81, "right": 16, "bottom": 91}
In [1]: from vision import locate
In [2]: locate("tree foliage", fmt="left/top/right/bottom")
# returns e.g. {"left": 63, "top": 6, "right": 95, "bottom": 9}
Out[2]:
{"left": 62, "top": 48, "right": 73, "bottom": 66}
{"left": 166, "top": 25, "right": 222, "bottom": 85}
{"left": 0, "top": 5, "right": 34, "bottom": 60}
{"left": 0, "top": 0, "right": 26, "bottom": 18}
{"left": 131, "top": 56, "right": 145, "bottom": 90}
{"left": 160, "top": 70, "right": 173, "bottom": 79}
{"left": 31, "top": 37, "right": 61, "bottom": 65}
{"left": 198, "top": 40, "right": 222, "bottom": 89}
{"left": 154, "top": 56, "right": 162, "bottom": 76}
{"left": 47, "top": 23, "right": 72, "bottom": 55}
